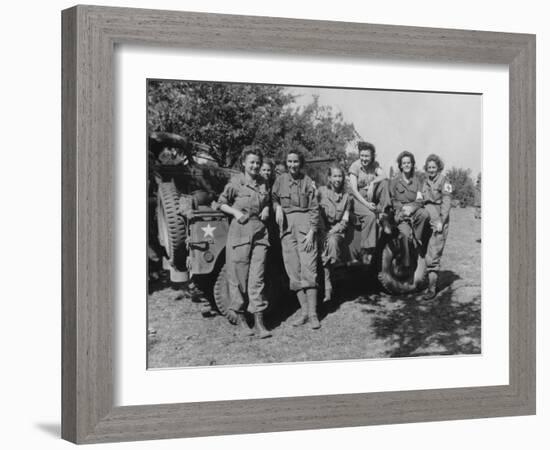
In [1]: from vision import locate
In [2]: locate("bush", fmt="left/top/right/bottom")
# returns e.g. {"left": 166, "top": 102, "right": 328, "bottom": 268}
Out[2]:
{"left": 446, "top": 167, "right": 476, "bottom": 207}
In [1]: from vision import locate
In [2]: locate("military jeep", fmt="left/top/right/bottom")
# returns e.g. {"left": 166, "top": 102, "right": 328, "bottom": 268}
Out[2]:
{"left": 151, "top": 132, "right": 428, "bottom": 325}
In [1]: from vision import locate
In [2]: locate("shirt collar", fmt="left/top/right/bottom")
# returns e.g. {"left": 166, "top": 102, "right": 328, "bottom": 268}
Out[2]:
{"left": 401, "top": 173, "right": 414, "bottom": 185}
{"left": 360, "top": 161, "right": 377, "bottom": 172}
{"left": 237, "top": 174, "right": 260, "bottom": 189}
{"left": 427, "top": 172, "right": 441, "bottom": 185}
{"left": 288, "top": 173, "right": 304, "bottom": 185}
{"left": 327, "top": 186, "right": 344, "bottom": 201}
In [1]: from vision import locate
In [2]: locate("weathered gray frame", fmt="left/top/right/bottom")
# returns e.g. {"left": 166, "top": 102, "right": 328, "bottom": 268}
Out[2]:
{"left": 62, "top": 5, "right": 536, "bottom": 444}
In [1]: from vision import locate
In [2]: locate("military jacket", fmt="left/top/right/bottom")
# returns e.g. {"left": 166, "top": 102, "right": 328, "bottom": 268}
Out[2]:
{"left": 218, "top": 174, "right": 270, "bottom": 218}
{"left": 348, "top": 160, "right": 382, "bottom": 195}
{"left": 272, "top": 172, "right": 319, "bottom": 232}
{"left": 390, "top": 174, "right": 424, "bottom": 212}
{"left": 317, "top": 186, "right": 350, "bottom": 227}
{"left": 422, "top": 173, "right": 452, "bottom": 222}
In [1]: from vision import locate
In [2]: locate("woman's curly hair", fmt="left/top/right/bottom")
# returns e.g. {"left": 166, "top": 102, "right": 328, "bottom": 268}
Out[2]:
{"left": 423, "top": 154, "right": 444, "bottom": 172}
{"left": 285, "top": 147, "right": 306, "bottom": 168}
{"left": 239, "top": 145, "right": 264, "bottom": 168}
{"left": 357, "top": 141, "right": 376, "bottom": 158}
{"left": 396, "top": 151, "right": 416, "bottom": 171}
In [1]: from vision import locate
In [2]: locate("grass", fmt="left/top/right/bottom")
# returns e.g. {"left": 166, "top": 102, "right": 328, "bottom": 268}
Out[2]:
{"left": 147, "top": 207, "right": 481, "bottom": 368}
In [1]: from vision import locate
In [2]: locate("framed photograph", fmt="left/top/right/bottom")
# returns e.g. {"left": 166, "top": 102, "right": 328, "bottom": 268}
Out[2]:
{"left": 62, "top": 5, "right": 535, "bottom": 444}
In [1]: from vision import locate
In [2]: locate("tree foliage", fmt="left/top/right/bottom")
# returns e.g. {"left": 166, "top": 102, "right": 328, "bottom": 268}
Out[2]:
{"left": 148, "top": 81, "right": 356, "bottom": 169}
{"left": 446, "top": 167, "right": 476, "bottom": 207}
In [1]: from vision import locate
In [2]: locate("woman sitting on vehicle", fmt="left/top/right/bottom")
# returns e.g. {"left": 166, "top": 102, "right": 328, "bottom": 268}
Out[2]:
{"left": 217, "top": 146, "right": 272, "bottom": 339}
{"left": 317, "top": 165, "right": 351, "bottom": 303}
{"left": 272, "top": 148, "right": 321, "bottom": 330}
{"left": 390, "top": 151, "right": 430, "bottom": 266}
{"left": 348, "top": 141, "right": 391, "bottom": 265}
{"left": 421, "top": 154, "right": 452, "bottom": 299}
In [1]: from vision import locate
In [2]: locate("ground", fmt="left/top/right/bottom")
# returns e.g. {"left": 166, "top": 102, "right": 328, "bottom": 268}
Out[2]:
{"left": 147, "top": 207, "right": 481, "bottom": 368}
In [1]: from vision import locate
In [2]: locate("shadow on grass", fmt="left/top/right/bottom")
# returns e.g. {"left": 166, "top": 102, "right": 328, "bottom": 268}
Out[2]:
{"left": 318, "top": 266, "right": 381, "bottom": 320}
{"left": 364, "top": 271, "right": 481, "bottom": 357}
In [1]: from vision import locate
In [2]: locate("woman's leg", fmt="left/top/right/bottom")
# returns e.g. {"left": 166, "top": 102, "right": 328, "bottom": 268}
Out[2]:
{"left": 424, "top": 219, "right": 450, "bottom": 299}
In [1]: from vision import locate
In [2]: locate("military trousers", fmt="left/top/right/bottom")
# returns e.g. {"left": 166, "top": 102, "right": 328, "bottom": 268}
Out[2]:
{"left": 226, "top": 218, "right": 269, "bottom": 314}
{"left": 280, "top": 211, "right": 318, "bottom": 291}
{"left": 424, "top": 204, "right": 450, "bottom": 273}
{"left": 354, "top": 179, "right": 391, "bottom": 250}
{"left": 320, "top": 230, "right": 346, "bottom": 266}
{"left": 396, "top": 207, "right": 430, "bottom": 242}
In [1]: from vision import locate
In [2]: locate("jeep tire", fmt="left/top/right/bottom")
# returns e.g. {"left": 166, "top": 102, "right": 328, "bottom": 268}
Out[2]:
{"left": 213, "top": 264, "right": 238, "bottom": 325}
{"left": 377, "top": 240, "right": 427, "bottom": 294}
{"left": 156, "top": 181, "right": 186, "bottom": 267}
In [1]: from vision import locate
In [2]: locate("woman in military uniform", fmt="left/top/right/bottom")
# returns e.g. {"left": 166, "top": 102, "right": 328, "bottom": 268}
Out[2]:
{"left": 348, "top": 141, "right": 391, "bottom": 264}
{"left": 421, "top": 154, "right": 452, "bottom": 299}
{"left": 260, "top": 159, "right": 275, "bottom": 188}
{"left": 272, "top": 148, "right": 321, "bottom": 329}
{"left": 317, "top": 165, "right": 351, "bottom": 303}
{"left": 390, "top": 151, "right": 430, "bottom": 268}
{"left": 218, "top": 146, "right": 272, "bottom": 338}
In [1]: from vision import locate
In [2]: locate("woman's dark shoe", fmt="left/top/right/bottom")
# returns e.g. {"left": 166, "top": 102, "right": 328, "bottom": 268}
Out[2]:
{"left": 379, "top": 213, "right": 393, "bottom": 235}
{"left": 361, "top": 249, "right": 373, "bottom": 266}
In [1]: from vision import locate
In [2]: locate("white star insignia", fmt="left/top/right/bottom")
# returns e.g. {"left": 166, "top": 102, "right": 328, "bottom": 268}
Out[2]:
{"left": 201, "top": 224, "right": 216, "bottom": 239}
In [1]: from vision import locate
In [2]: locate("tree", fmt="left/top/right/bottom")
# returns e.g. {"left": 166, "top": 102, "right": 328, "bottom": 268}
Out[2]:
{"left": 147, "top": 81, "right": 356, "bottom": 168}
{"left": 446, "top": 167, "right": 476, "bottom": 207}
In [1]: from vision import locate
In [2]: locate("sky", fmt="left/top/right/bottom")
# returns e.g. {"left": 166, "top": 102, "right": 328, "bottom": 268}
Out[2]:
{"left": 287, "top": 86, "right": 482, "bottom": 176}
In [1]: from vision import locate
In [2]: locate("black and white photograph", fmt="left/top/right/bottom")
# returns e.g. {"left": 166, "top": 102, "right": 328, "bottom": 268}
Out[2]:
{"left": 147, "top": 79, "right": 482, "bottom": 368}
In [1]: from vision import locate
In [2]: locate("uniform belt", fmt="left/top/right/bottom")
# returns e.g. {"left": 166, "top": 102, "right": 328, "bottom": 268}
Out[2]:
{"left": 284, "top": 206, "right": 311, "bottom": 213}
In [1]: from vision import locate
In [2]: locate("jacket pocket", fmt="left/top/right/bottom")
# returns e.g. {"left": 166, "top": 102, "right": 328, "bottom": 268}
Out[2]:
{"left": 230, "top": 236, "right": 251, "bottom": 263}
{"left": 279, "top": 194, "right": 291, "bottom": 208}
{"left": 299, "top": 192, "right": 309, "bottom": 208}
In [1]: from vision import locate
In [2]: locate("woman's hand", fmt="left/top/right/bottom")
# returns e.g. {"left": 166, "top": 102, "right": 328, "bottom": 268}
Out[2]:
{"left": 329, "top": 224, "right": 341, "bottom": 234}
{"left": 435, "top": 221, "right": 443, "bottom": 233}
{"left": 365, "top": 201, "right": 376, "bottom": 211}
{"left": 303, "top": 229, "right": 315, "bottom": 252}
{"left": 236, "top": 212, "right": 249, "bottom": 224}
{"left": 329, "top": 221, "right": 346, "bottom": 234}
{"left": 275, "top": 205, "right": 284, "bottom": 228}
{"left": 260, "top": 206, "right": 269, "bottom": 221}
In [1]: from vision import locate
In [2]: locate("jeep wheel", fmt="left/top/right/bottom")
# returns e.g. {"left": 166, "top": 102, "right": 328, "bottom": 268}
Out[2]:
{"left": 377, "top": 241, "right": 427, "bottom": 294}
{"left": 213, "top": 264, "right": 238, "bottom": 324}
{"left": 157, "top": 181, "right": 186, "bottom": 266}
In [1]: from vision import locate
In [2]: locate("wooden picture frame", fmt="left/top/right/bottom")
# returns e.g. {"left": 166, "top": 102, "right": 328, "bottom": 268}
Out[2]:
{"left": 61, "top": 5, "right": 536, "bottom": 444}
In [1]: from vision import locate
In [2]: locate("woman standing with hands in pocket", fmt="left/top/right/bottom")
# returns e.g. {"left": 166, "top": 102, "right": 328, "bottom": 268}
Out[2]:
{"left": 217, "top": 146, "right": 272, "bottom": 338}
{"left": 272, "top": 148, "right": 321, "bottom": 330}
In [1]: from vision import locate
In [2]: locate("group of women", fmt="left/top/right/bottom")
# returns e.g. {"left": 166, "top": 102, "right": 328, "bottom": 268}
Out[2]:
{"left": 217, "top": 142, "right": 452, "bottom": 339}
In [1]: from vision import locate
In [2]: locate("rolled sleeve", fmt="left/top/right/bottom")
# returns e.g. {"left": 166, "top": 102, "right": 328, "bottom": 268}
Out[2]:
{"left": 308, "top": 185, "right": 319, "bottom": 232}
{"left": 348, "top": 160, "right": 360, "bottom": 178}
{"left": 218, "top": 182, "right": 236, "bottom": 206}
{"left": 271, "top": 176, "right": 281, "bottom": 205}
{"left": 440, "top": 195, "right": 451, "bottom": 222}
